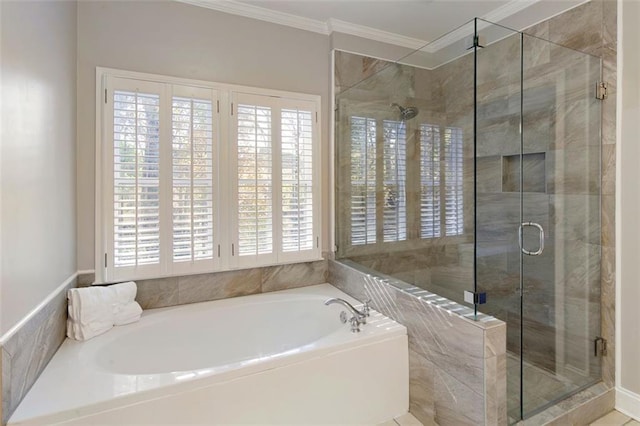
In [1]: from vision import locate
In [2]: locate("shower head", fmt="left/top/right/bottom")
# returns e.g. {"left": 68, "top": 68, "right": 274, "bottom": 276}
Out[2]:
{"left": 390, "top": 103, "right": 419, "bottom": 121}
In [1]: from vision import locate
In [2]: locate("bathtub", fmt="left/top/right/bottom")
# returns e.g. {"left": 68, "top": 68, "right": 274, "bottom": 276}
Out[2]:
{"left": 9, "top": 283, "right": 409, "bottom": 425}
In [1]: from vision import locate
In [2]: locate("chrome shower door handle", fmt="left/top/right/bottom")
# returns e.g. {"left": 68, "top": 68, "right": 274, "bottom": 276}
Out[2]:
{"left": 519, "top": 222, "right": 545, "bottom": 256}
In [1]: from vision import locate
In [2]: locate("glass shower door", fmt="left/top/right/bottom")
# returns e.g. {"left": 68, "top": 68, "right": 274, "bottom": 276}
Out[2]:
{"left": 474, "top": 20, "right": 603, "bottom": 422}
{"left": 520, "top": 33, "right": 602, "bottom": 417}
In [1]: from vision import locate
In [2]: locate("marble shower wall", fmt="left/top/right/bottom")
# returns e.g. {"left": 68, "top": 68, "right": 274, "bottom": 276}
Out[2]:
{"left": 1, "top": 277, "right": 77, "bottom": 425}
{"left": 329, "top": 260, "right": 507, "bottom": 426}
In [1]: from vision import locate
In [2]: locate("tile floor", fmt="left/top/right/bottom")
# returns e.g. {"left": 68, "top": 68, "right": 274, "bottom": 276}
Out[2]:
{"left": 590, "top": 411, "right": 640, "bottom": 426}
{"left": 377, "top": 413, "right": 423, "bottom": 426}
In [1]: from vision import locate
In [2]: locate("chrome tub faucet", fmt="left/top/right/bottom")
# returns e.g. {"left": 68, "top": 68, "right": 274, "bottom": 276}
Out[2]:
{"left": 324, "top": 298, "right": 371, "bottom": 332}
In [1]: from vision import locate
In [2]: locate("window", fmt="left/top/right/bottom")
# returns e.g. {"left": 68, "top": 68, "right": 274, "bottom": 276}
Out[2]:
{"left": 444, "top": 127, "right": 464, "bottom": 236}
{"left": 347, "top": 116, "right": 463, "bottom": 249}
{"left": 350, "top": 117, "right": 376, "bottom": 246}
{"left": 382, "top": 120, "right": 407, "bottom": 242}
{"left": 98, "top": 70, "right": 321, "bottom": 282}
{"left": 420, "top": 124, "right": 441, "bottom": 238}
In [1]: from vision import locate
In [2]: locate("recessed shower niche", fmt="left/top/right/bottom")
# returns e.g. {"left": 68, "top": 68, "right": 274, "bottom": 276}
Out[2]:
{"left": 502, "top": 152, "right": 546, "bottom": 193}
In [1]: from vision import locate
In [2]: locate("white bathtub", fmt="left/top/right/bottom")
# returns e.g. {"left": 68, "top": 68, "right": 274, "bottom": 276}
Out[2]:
{"left": 9, "top": 283, "right": 409, "bottom": 425}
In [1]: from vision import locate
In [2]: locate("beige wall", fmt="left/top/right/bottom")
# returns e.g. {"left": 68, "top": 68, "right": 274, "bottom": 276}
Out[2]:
{"left": 0, "top": 1, "right": 77, "bottom": 334}
{"left": 619, "top": 0, "right": 640, "bottom": 399}
{"left": 76, "top": 1, "right": 331, "bottom": 271}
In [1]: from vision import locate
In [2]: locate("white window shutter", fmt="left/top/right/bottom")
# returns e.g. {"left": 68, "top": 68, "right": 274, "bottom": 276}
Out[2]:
{"left": 420, "top": 124, "right": 441, "bottom": 238}
{"left": 232, "top": 93, "right": 277, "bottom": 267}
{"left": 281, "top": 108, "right": 314, "bottom": 252}
{"left": 106, "top": 78, "right": 166, "bottom": 281}
{"left": 350, "top": 116, "right": 377, "bottom": 246}
{"left": 382, "top": 120, "right": 407, "bottom": 242}
{"left": 444, "top": 127, "right": 464, "bottom": 236}
{"left": 171, "top": 86, "right": 217, "bottom": 274}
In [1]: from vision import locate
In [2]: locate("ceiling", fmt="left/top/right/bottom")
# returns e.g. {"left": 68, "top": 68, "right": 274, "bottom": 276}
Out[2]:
{"left": 179, "top": 0, "right": 588, "bottom": 49}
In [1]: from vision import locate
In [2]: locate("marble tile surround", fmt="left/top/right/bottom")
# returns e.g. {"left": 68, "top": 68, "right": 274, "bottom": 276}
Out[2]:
{"left": 78, "top": 261, "right": 328, "bottom": 310}
{"left": 135, "top": 261, "right": 328, "bottom": 309}
{"left": 1, "top": 277, "right": 77, "bottom": 425}
{"left": 329, "top": 260, "right": 507, "bottom": 426}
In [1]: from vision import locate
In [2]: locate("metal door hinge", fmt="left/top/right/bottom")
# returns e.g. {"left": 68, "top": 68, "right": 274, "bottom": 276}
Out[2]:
{"left": 596, "top": 82, "right": 608, "bottom": 100}
{"left": 105, "top": 89, "right": 108, "bottom": 104}
{"left": 464, "top": 291, "right": 487, "bottom": 305}
{"left": 104, "top": 253, "right": 108, "bottom": 268}
{"left": 595, "top": 336, "right": 608, "bottom": 356}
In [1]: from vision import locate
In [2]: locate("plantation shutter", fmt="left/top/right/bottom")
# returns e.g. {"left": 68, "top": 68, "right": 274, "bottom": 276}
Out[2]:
{"left": 107, "top": 78, "right": 165, "bottom": 280}
{"left": 231, "top": 93, "right": 320, "bottom": 267}
{"left": 171, "top": 86, "right": 217, "bottom": 273}
{"left": 444, "top": 127, "right": 464, "bottom": 236}
{"left": 420, "top": 124, "right": 441, "bottom": 238}
{"left": 281, "top": 108, "right": 314, "bottom": 253}
{"left": 233, "top": 95, "right": 276, "bottom": 266}
{"left": 350, "top": 117, "right": 377, "bottom": 246}
{"left": 382, "top": 120, "right": 407, "bottom": 242}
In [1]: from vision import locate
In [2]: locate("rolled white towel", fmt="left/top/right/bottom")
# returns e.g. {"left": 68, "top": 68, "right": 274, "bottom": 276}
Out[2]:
{"left": 67, "top": 287, "right": 116, "bottom": 323}
{"left": 66, "top": 286, "right": 116, "bottom": 341}
{"left": 114, "top": 301, "right": 143, "bottom": 326}
{"left": 67, "top": 282, "right": 143, "bottom": 341}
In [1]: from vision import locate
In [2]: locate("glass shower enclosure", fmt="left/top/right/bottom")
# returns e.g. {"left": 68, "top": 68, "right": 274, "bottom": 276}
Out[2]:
{"left": 334, "top": 18, "right": 602, "bottom": 422}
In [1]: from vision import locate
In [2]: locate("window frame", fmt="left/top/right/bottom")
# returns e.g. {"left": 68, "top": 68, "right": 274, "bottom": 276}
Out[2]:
{"left": 95, "top": 68, "right": 322, "bottom": 283}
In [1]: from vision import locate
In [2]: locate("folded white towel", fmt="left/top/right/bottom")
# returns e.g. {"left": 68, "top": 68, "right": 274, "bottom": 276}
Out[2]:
{"left": 114, "top": 302, "right": 143, "bottom": 326}
{"left": 111, "top": 281, "right": 137, "bottom": 305}
{"left": 68, "top": 285, "right": 116, "bottom": 322}
{"left": 67, "top": 281, "right": 143, "bottom": 341}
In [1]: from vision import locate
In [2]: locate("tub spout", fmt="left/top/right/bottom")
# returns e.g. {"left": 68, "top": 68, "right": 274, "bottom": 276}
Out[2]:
{"left": 324, "top": 298, "right": 368, "bottom": 332}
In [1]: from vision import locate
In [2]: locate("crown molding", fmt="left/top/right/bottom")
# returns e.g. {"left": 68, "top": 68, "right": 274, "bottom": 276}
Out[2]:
{"left": 327, "top": 18, "right": 428, "bottom": 51}
{"left": 484, "top": 0, "right": 539, "bottom": 22}
{"left": 177, "top": 0, "right": 329, "bottom": 34}
{"left": 176, "top": 0, "right": 543, "bottom": 53}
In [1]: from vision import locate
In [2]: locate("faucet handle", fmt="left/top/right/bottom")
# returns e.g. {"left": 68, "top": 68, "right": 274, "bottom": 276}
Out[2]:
{"left": 362, "top": 299, "right": 372, "bottom": 317}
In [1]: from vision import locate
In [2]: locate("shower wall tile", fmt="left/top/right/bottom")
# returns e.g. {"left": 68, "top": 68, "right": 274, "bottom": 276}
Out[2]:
{"left": 546, "top": 148, "right": 601, "bottom": 195}
{"left": 602, "top": 194, "right": 615, "bottom": 248}
{"left": 601, "top": 245, "right": 616, "bottom": 387}
{"left": 261, "top": 261, "right": 328, "bottom": 292}
{"left": 602, "top": 145, "right": 615, "bottom": 196}
{"left": 477, "top": 156, "right": 503, "bottom": 193}
{"left": 548, "top": 0, "right": 603, "bottom": 57}
{"left": 1, "top": 277, "right": 77, "bottom": 425}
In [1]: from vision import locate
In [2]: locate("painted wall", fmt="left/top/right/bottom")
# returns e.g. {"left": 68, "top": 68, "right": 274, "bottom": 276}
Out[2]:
{"left": 0, "top": 0, "right": 77, "bottom": 335}
{"left": 76, "top": 1, "right": 331, "bottom": 272}
{"left": 618, "top": 0, "right": 640, "bottom": 411}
